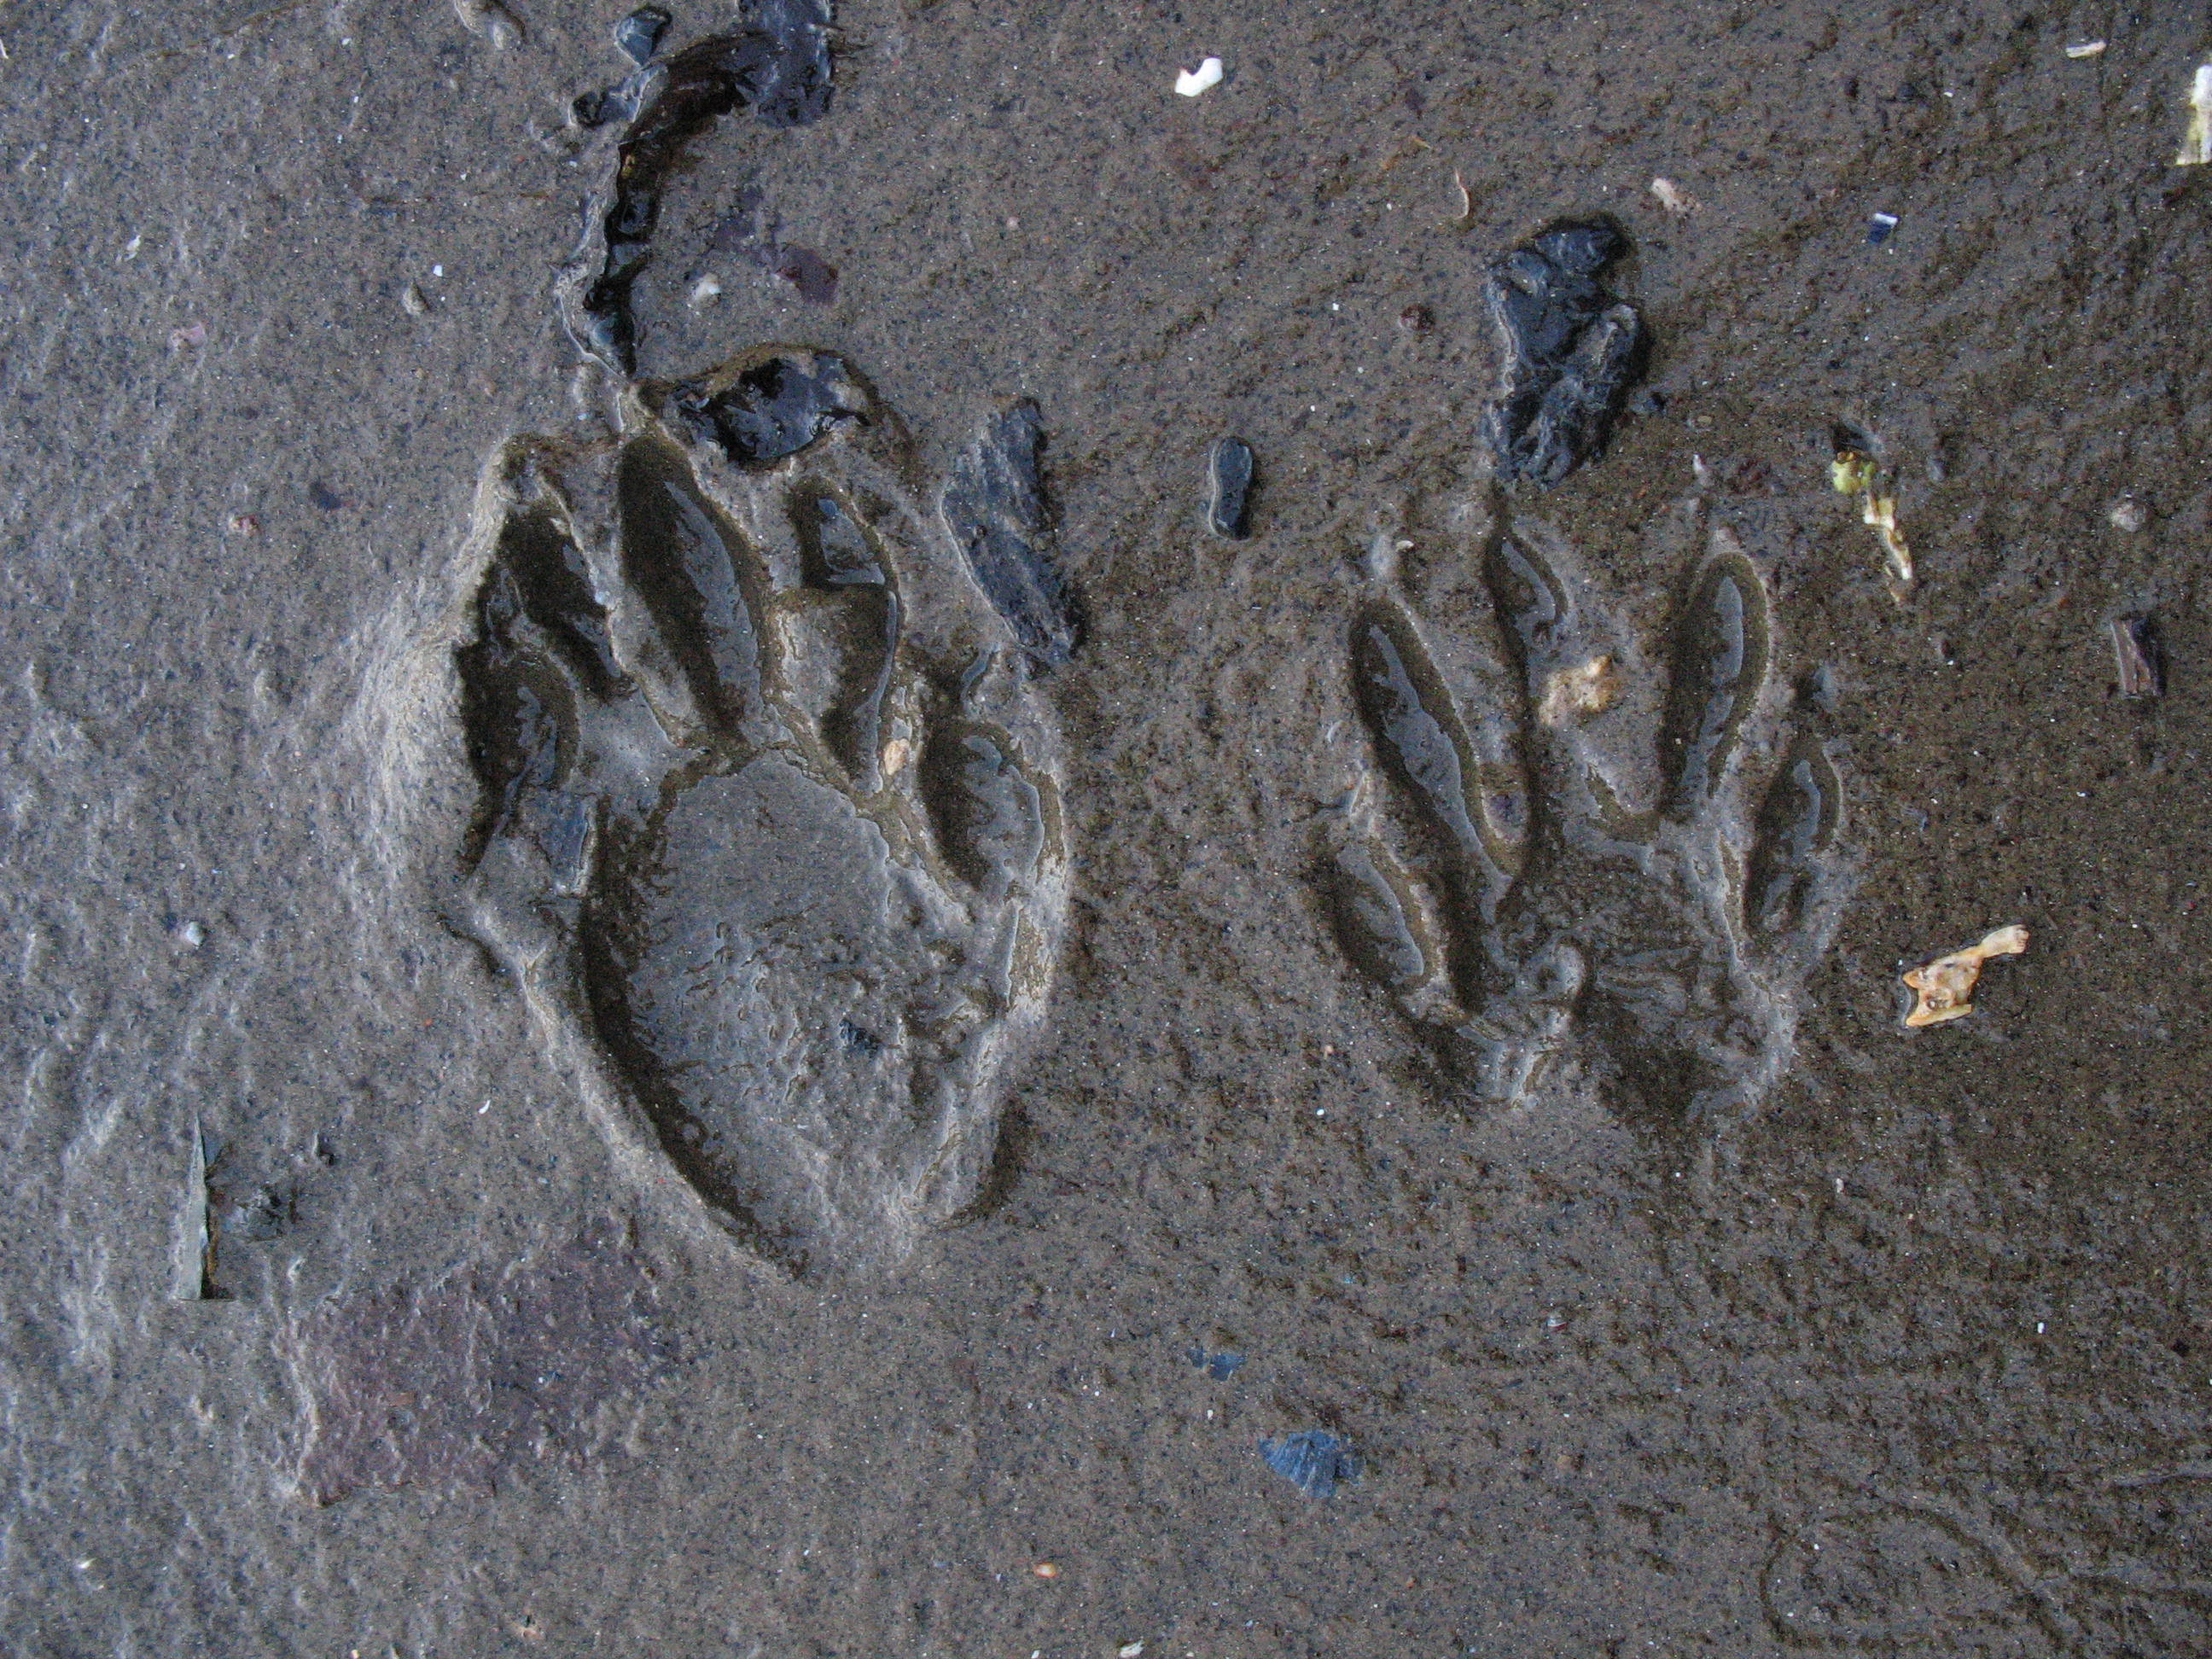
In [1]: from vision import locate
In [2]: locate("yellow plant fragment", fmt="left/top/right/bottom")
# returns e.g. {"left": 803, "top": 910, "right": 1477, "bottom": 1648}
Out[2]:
{"left": 1902, "top": 924, "right": 2028, "bottom": 1028}
{"left": 1831, "top": 451, "right": 1877, "bottom": 495}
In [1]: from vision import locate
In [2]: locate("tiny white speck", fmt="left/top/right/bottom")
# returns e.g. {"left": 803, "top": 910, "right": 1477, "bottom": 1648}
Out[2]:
{"left": 1174, "top": 56, "right": 1223, "bottom": 97}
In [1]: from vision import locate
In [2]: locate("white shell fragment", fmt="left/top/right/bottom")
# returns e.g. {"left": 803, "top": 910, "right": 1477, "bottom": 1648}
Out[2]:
{"left": 1902, "top": 925, "right": 2028, "bottom": 1028}
{"left": 1537, "top": 655, "right": 1621, "bottom": 727}
{"left": 2064, "top": 41, "right": 2106, "bottom": 60}
{"left": 1649, "top": 176, "right": 1697, "bottom": 216}
{"left": 1175, "top": 56, "right": 1224, "bottom": 97}
{"left": 2177, "top": 63, "right": 2212, "bottom": 166}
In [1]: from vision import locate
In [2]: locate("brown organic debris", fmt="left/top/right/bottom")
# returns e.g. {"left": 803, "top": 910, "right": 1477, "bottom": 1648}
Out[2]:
{"left": 2111, "top": 615, "right": 2164, "bottom": 698}
{"left": 1901, "top": 924, "right": 2028, "bottom": 1028}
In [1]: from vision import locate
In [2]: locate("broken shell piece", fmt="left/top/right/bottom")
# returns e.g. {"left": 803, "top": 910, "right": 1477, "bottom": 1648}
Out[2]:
{"left": 2111, "top": 614, "right": 2164, "bottom": 698}
{"left": 452, "top": 0, "right": 524, "bottom": 49}
{"left": 1538, "top": 655, "right": 1621, "bottom": 726}
{"left": 1175, "top": 56, "right": 1224, "bottom": 97}
{"left": 2064, "top": 40, "right": 2106, "bottom": 60}
{"left": 2177, "top": 64, "right": 2212, "bottom": 166}
{"left": 1649, "top": 176, "right": 1697, "bottom": 216}
{"left": 1902, "top": 924, "right": 2028, "bottom": 1028}
{"left": 2107, "top": 495, "right": 2147, "bottom": 533}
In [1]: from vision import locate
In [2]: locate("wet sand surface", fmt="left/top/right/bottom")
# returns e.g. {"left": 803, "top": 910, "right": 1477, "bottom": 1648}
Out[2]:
{"left": 4, "top": 2, "right": 2212, "bottom": 1653}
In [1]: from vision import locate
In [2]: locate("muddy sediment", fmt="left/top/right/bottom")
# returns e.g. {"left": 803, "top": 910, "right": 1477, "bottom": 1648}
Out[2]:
{"left": 3, "top": 3, "right": 2210, "bottom": 1655}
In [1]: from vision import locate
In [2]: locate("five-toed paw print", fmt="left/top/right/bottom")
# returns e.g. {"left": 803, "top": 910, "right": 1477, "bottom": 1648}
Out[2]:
{"left": 455, "top": 347, "right": 1074, "bottom": 1274}
{"left": 1324, "top": 489, "right": 1853, "bottom": 1126}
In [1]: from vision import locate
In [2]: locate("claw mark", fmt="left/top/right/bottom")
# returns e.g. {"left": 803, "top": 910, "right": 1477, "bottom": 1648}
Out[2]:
{"left": 1748, "top": 736, "right": 1842, "bottom": 936}
{"left": 1658, "top": 548, "right": 1769, "bottom": 817}
{"left": 1327, "top": 837, "right": 1441, "bottom": 998}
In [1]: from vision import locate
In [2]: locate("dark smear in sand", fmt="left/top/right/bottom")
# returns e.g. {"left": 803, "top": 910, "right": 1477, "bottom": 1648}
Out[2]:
{"left": 561, "top": 0, "right": 837, "bottom": 372}
{"left": 940, "top": 401, "right": 1082, "bottom": 668}
{"left": 292, "top": 1225, "right": 672, "bottom": 1505}
{"left": 710, "top": 183, "right": 841, "bottom": 306}
{"left": 1481, "top": 218, "right": 1648, "bottom": 487}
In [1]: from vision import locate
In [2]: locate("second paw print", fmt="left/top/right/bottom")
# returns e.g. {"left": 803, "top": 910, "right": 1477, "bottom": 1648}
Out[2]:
{"left": 1322, "top": 490, "right": 1856, "bottom": 1126}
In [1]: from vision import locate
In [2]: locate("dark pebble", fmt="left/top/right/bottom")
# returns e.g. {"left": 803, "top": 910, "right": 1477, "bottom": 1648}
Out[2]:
{"left": 1187, "top": 1345, "right": 1245, "bottom": 1379}
{"left": 1207, "top": 437, "right": 1254, "bottom": 539}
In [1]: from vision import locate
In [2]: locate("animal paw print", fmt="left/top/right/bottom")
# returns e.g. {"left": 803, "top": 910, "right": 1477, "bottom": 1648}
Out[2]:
{"left": 456, "top": 347, "right": 1073, "bottom": 1273}
{"left": 1324, "top": 494, "right": 1852, "bottom": 1126}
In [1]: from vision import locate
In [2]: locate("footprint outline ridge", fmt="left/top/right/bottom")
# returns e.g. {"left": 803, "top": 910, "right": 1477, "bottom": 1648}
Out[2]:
{"left": 452, "top": 349, "right": 1075, "bottom": 1276}
{"left": 1324, "top": 490, "right": 1855, "bottom": 1128}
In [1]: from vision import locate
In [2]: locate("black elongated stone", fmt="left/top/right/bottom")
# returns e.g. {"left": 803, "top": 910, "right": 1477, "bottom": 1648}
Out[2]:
{"left": 941, "top": 402, "right": 1082, "bottom": 667}
{"left": 1207, "top": 436, "right": 1254, "bottom": 538}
